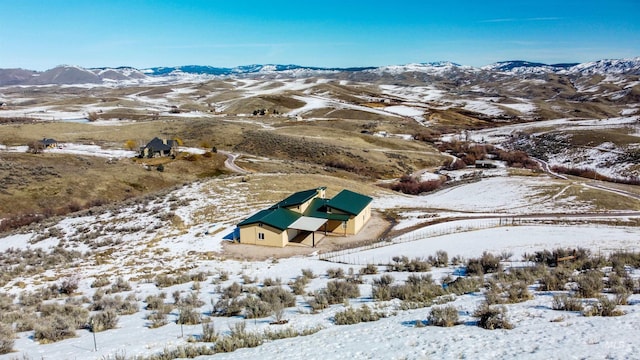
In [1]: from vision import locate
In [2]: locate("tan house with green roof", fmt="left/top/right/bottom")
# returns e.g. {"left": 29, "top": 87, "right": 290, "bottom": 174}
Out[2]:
{"left": 237, "top": 187, "right": 373, "bottom": 247}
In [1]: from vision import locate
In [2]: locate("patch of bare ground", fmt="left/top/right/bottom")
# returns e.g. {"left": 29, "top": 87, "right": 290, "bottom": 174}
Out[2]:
{"left": 220, "top": 211, "right": 391, "bottom": 261}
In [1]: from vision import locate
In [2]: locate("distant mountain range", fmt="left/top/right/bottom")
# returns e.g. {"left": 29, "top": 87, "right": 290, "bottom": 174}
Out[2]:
{"left": 0, "top": 58, "right": 639, "bottom": 86}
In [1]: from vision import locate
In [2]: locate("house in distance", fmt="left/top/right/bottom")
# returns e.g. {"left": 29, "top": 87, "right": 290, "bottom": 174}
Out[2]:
{"left": 139, "top": 137, "right": 177, "bottom": 158}
{"left": 237, "top": 187, "right": 373, "bottom": 247}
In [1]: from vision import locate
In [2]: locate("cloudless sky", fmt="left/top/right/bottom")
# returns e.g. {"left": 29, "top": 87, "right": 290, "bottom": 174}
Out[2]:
{"left": 1, "top": 0, "right": 639, "bottom": 70}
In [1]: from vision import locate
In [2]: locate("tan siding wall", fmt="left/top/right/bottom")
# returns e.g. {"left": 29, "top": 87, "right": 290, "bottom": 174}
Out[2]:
{"left": 239, "top": 224, "right": 287, "bottom": 247}
{"left": 351, "top": 203, "right": 372, "bottom": 234}
{"left": 325, "top": 204, "right": 372, "bottom": 235}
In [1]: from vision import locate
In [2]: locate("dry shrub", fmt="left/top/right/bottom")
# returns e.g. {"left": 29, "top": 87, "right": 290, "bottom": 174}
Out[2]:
{"left": 91, "top": 276, "right": 111, "bottom": 288}
{"left": 583, "top": 296, "right": 624, "bottom": 317}
{"left": 389, "top": 256, "right": 431, "bottom": 272}
{"left": 213, "top": 322, "right": 262, "bottom": 353}
{"left": 243, "top": 296, "right": 273, "bottom": 319}
{"left": 551, "top": 294, "right": 584, "bottom": 312}
{"left": 262, "top": 277, "right": 281, "bottom": 287}
{"left": 147, "top": 311, "right": 168, "bottom": 328}
{"left": 145, "top": 293, "right": 168, "bottom": 311}
{"left": 259, "top": 286, "right": 295, "bottom": 308}
{"left": 200, "top": 322, "right": 218, "bottom": 342}
{"left": 575, "top": 270, "right": 604, "bottom": 298}
{"left": 90, "top": 310, "right": 118, "bottom": 332}
{"left": 387, "top": 175, "right": 444, "bottom": 195}
{"left": 473, "top": 303, "right": 513, "bottom": 330}
{"left": 445, "top": 276, "right": 482, "bottom": 295}
{"left": 0, "top": 323, "right": 15, "bottom": 354}
{"left": 289, "top": 276, "right": 309, "bottom": 295}
{"left": 389, "top": 274, "right": 444, "bottom": 303}
{"left": 539, "top": 267, "right": 572, "bottom": 291}
{"left": 34, "top": 314, "right": 78, "bottom": 343}
{"left": 177, "top": 306, "right": 201, "bottom": 325}
{"left": 333, "top": 305, "right": 385, "bottom": 325}
{"left": 326, "top": 268, "right": 345, "bottom": 279}
{"left": 428, "top": 305, "right": 459, "bottom": 327}
{"left": 59, "top": 276, "right": 80, "bottom": 295}
{"left": 466, "top": 252, "right": 502, "bottom": 275}
{"left": 359, "top": 264, "right": 378, "bottom": 275}
{"left": 324, "top": 280, "right": 360, "bottom": 304}
{"left": 301, "top": 269, "right": 316, "bottom": 279}
{"left": 307, "top": 291, "right": 329, "bottom": 312}
{"left": 372, "top": 275, "right": 395, "bottom": 301}
{"left": 106, "top": 277, "right": 132, "bottom": 294}
{"left": 90, "top": 294, "right": 138, "bottom": 315}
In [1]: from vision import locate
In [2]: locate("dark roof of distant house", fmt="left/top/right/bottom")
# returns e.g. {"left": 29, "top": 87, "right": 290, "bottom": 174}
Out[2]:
{"left": 237, "top": 207, "right": 301, "bottom": 231}
{"left": 145, "top": 137, "right": 175, "bottom": 152}
{"left": 304, "top": 198, "right": 350, "bottom": 221}
{"left": 269, "top": 187, "right": 326, "bottom": 209}
{"left": 326, "top": 189, "right": 373, "bottom": 215}
{"left": 39, "top": 138, "right": 57, "bottom": 145}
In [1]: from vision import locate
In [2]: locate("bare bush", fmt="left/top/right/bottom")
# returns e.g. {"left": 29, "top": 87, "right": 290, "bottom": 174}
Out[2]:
{"left": 466, "top": 252, "right": 501, "bottom": 275}
{"left": 90, "top": 294, "right": 138, "bottom": 315}
{"left": 91, "top": 276, "right": 111, "bottom": 288}
{"left": 324, "top": 280, "right": 360, "bottom": 304}
{"left": 575, "top": 270, "right": 604, "bottom": 298}
{"left": 428, "top": 305, "right": 459, "bottom": 327}
{"left": 473, "top": 303, "right": 513, "bottom": 330}
{"left": 307, "top": 291, "right": 329, "bottom": 312}
{"left": 326, "top": 268, "right": 345, "bottom": 279}
{"left": 177, "top": 306, "right": 201, "bottom": 325}
{"left": 59, "top": 276, "right": 80, "bottom": 295}
{"left": 389, "top": 274, "right": 444, "bottom": 303}
{"left": 34, "top": 314, "right": 79, "bottom": 343}
{"left": 583, "top": 296, "right": 624, "bottom": 317}
{"left": 551, "top": 294, "right": 584, "bottom": 312}
{"left": 289, "top": 276, "right": 309, "bottom": 295}
{"left": 0, "top": 323, "right": 15, "bottom": 354}
{"left": 387, "top": 175, "right": 444, "bottom": 195}
{"left": 539, "top": 267, "right": 572, "bottom": 291}
{"left": 359, "top": 264, "right": 378, "bottom": 275}
{"left": 259, "top": 286, "right": 295, "bottom": 308}
{"left": 444, "top": 276, "right": 482, "bottom": 295}
{"left": 90, "top": 310, "right": 118, "bottom": 332}
{"left": 389, "top": 256, "right": 431, "bottom": 272}
{"left": 333, "top": 305, "right": 385, "bottom": 325}
{"left": 106, "top": 277, "right": 132, "bottom": 294}
{"left": 147, "top": 311, "right": 168, "bottom": 328}
{"left": 243, "top": 296, "right": 272, "bottom": 319}
{"left": 301, "top": 268, "right": 316, "bottom": 279}
{"left": 145, "top": 293, "right": 168, "bottom": 311}
{"left": 200, "top": 322, "right": 218, "bottom": 342}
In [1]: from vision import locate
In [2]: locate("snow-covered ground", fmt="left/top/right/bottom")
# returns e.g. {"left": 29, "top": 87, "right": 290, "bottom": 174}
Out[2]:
{"left": 0, "top": 169, "right": 638, "bottom": 359}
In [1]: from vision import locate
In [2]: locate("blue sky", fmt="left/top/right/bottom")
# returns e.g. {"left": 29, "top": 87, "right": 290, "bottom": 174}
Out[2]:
{"left": 1, "top": 0, "right": 639, "bottom": 70}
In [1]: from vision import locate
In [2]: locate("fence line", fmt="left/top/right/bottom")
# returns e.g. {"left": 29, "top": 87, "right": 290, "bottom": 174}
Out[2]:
{"left": 318, "top": 217, "right": 626, "bottom": 263}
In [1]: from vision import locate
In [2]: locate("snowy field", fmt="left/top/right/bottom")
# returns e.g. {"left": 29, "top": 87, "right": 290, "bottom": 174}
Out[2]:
{"left": 0, "top": 168, "right": 639, "bottom": 359}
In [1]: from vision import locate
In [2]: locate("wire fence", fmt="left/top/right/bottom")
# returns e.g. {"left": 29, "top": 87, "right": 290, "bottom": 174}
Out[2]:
{"left": 318, "top": 217, "right": 635, "bottom": 264}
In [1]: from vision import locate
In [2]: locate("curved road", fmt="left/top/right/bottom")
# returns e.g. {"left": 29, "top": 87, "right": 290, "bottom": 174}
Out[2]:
{"left": 218, "top": 150, "right": 249, "bottom": 174}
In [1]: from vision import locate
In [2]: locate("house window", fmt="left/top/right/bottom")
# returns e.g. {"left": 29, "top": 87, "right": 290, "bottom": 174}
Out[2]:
{"left": 258, "top": 232, "right": 265, "bottom": 240}
{"left": 258, "top": 223, "right": 263, "bottom": 227}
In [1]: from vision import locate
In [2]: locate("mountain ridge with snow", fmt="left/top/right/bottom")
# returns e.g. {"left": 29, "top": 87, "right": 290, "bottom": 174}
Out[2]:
{"left": 1, "top": 57, "right": 639, "bottom": 86}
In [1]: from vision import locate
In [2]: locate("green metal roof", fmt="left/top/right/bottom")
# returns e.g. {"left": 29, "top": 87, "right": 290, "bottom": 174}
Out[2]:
{"left": 237, "top": 207, "right": 301, "bottom": 231}
{"left": 304, "top": 198, "right": 350, "bottom": 221}
{"left": 269, "top": 187, "right": 325, "bottom": 210}
{"left": 325, "top": 189, "right": 373, "bottom": 216}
